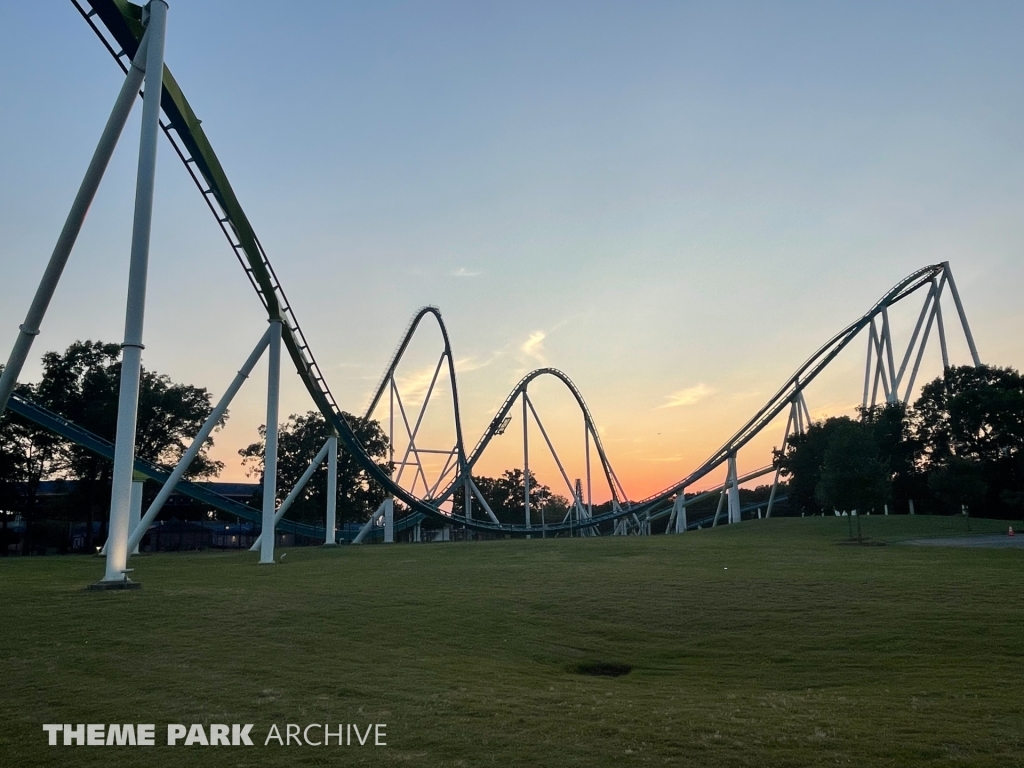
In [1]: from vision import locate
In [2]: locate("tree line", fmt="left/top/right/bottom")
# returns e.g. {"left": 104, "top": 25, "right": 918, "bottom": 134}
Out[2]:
{"left": 776, "top": 365, "right": 1024, "bottom": 528}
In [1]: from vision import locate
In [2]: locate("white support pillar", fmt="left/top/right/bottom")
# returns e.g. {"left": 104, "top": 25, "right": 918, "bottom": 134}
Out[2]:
{"left": 942, "top": 262, "right": 981, "bottom": 366}
{"left": 712, "top": 485, "right": 727, "bottom": 527}
{"left": 862, "top": 319, "right": 875, "bottom": 410}
{"left": 469, "top": 478, "right": 501, "bottom": 524}
{"left": 383, "top": 497, "right": 394, "bottom": 543}
{"left": 523, "top": 392, "right": 531, "bottom": 533}
{"left": 934, "top": 298, "right": 950, "bottom": 370}
{"left": 881, "top": 307, "right": 898, "bottom": 404}
{"left": 250, "top": 438, "right": 330, "bottom": 552}
{"left": 0, "top": 34, "right": 151, "bottom": 417}
{"left": 585, "top": 421, "right": 593, "bottom": 519}
{"left": 100, "top": 0, "right": 168, "bottom": 584}
{"left": 259, "top": 319, "right": 283, "bottom": 565}
{"left": 673, "top": 493, "right": 688, "bottom": 533}
{"left": 352, "top": 499, "right": 386, "bottom": 544}
{"left": 727, "top": 455, "right": 741, "bottom": 524}
{"left": 128, "top": 477, "right": 144, "bottom": 556}
{"left": 767, "top": 400, "right": 798, "bottom": 519}
{"left": 325, "top": 433, "right": 338, "bottom": 545}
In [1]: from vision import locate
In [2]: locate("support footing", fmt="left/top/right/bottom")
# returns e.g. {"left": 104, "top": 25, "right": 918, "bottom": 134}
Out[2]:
{"left": 87, "top": 580, "right": 141, "bottom": 591}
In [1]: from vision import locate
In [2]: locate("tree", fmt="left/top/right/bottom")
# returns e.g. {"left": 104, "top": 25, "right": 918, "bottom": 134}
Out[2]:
{"left": 858, "top": 401, "right": 926, "bottom": 515}
{"left": 912, "top": 365, "right": 1024, "bottom": 518}
{"left": 913, "top": 365, "right": 1024, "bottom": 466}
{"left": 34, "top": 341, "right": 224, "bottom": 476}
{"left": 928, "top": 456, "right": 987, "bottom": 526}
{"left": 0, "top": 373, "right": 67, "bottom": 554}
{"left": 0, "top": 341, "right": 225, "bottom": 550}
{"left": 454, "top": 469, "right": 568, "bottom": 526}
{"left": 814, "top": 422, "right": 889, "bottom": 538}
{"left": 775, "top": 416, "right": 859, "bottom": 516}
{"left": 239, "top": 411, "right": 391, "bottom": 526}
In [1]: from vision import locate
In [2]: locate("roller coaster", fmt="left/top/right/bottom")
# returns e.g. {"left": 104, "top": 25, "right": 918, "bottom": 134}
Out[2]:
{"left": 0, "top": 1, "right": 983, "bottom": 582}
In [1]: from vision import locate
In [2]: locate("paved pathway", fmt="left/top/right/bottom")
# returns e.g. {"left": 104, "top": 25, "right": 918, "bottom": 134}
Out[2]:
{"left": 906, "top": 534, "right": 1024, "bottom": 548}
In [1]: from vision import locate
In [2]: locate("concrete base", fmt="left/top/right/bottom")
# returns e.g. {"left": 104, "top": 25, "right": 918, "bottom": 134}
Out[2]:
{"left": 87, "top": 580, "right": 142, "bottom": 591}
{"left": 322, "top": 542, "right": 338, "bottom": 547}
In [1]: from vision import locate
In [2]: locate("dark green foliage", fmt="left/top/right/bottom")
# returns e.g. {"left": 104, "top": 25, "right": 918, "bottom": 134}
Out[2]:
{"left": 778, "top": 365, "right": 1024, "bottom": 520}
{"left": 913, "top": 365, "right": 1024, "bottom": 518}
{"left": 0, "top": 341, "right": 223, "bottom": 550}
{"left": 239, "top": 411, "right": 390, "bottom": 525}
{"left": 453, "top": 469, "right": 569, "bottom": 526}
{"left": 33, "top": 341, "right": 224, "bottom": 480}
{"left": 775, "top": 416, "right": 855, "bottom": 516}
{"left": 814, "top": 422, "right": 889, "bottom": 537}
{"left": 912, "top": 364, "right": 1024, "bottom": 465}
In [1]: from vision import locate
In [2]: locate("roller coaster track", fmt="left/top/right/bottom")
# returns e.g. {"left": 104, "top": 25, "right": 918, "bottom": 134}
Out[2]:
{"left": 55, "top": 1, "right": 980, "bottom": 537}
{"left": 5, "top": 392, "right": 323, "bottom": 539}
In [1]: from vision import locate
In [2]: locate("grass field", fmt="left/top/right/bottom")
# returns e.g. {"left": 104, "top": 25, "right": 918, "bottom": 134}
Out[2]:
{"left": 1, "top": 515, "right": 1022, "bottom": 767}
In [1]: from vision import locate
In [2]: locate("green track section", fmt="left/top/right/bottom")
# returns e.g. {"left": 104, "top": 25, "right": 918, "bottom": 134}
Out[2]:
{"left": 80, "top": 0, "right": 444, "bottom": 523}
{"left": 77, "top": 1, "right": 630, "bottom": 534}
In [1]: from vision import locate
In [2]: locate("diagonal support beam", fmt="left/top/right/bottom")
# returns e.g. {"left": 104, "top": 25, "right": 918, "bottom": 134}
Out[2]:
{"left": 0, "top": 32, "right": 152, "bottom": 417}
{"left": 250, "top": 438, "right": 331, "bottom": 550}
{"left": 125, "top": 326, "right": 272, "bottom": 554}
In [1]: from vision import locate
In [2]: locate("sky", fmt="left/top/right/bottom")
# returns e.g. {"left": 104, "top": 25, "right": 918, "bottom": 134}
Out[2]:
{"left": 1, "top": 1, "right": 1023, "bottom": 503}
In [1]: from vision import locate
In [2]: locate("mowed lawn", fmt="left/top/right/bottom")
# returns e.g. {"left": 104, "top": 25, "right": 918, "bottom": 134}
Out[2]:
{"left": 1, "top": 516, "right": 1022, "bottom": 767}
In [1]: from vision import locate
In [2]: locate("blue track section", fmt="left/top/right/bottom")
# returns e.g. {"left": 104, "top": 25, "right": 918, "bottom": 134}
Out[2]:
{"left": 8, "top": 392, "right": 427, "bottom": 541}
{"left": 6, "top": 393, "right": 324, "bottom": 539}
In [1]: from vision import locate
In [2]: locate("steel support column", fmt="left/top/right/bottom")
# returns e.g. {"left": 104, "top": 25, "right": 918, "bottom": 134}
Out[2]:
{"left": 325, "top": 433, "right": 338, "bottom": 545}
{"left": 727, "top": 455, "right": 741, "bottom": 524}
{"left": 101, "top": 0, "right": 168, "bottom": 583}
{"left": 523, "top": 392, "right": 531, "bottom": 532}
{"left": 383, "top": 497, "right": 394, "bottom": 543}
{"left": 942, "top": 262, "right": 981, "bottom": 366}
{"left": 259, "top": 319, "right": 283, "bottom": 564}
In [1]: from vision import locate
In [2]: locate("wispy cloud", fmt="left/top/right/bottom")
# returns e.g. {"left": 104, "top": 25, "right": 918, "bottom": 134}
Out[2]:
{"left": 396, "top": 363, "right": 449, "bottom": 408}
{"left": 521, "top": 331, "right": 547, "bottom": 363}
{"left": 657, "top": 384, "right": 715, "bottom": 409}
{"left": 451, "top": 267, "right": 482, "bottom": 277}
{"left": 454, "top": 355, "right": 494, "bottom": 374}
